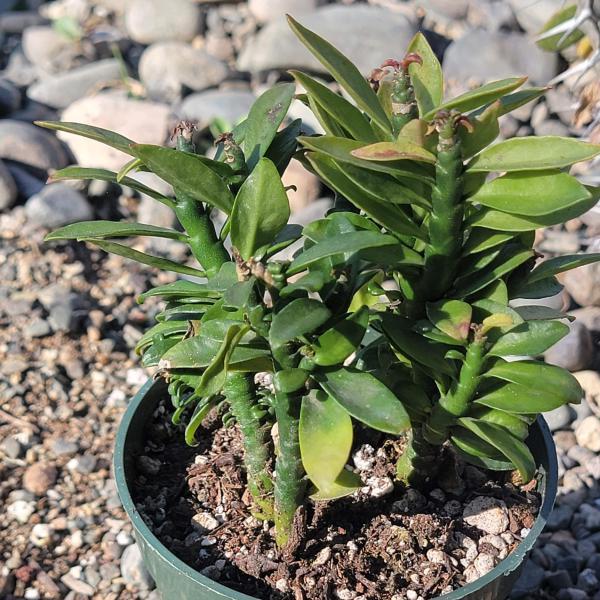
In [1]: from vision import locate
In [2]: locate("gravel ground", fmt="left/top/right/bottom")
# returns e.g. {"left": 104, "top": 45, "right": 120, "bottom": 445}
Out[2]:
{"left": 1, "top": 0, "right": 600, "bottom": 599}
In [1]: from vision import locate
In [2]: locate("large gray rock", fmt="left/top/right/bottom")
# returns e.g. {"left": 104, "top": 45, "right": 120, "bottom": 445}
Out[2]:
{"left": 25, "top": 183, "right": 93, "bottom": 228}
{"left": 177, "top": 89, "right": 255, "bottom": 129}
{"left": 139, "top": 42, "right": 228, "bottom": 103}
{"left": 27, "top": 59, "right": 122, "bottom": 109}
{"left": 544, "top": 321, "right": 595, "bottom": 372}
{"left": 125, "top": 0, "right": 201, "bottom": 44}
{"left": 0, "top": 159, "right": 17, "bottom": 211}
{"left": 564, "top": 257, "right": 600, "bottom": 308}
{"left": 569, "top": 307, "right": 600, "bottom": 333}
{"left": 21, "top": 25, "right": 77, "bottom": 73}
{"left": 443, "top": 30, "right": 558, "bottom": 91}
{"left": 0, "top": 120, "right": 70, "bottom": 171}
{"left": 248, "top": 0, "right": 320, "bottom": 23}
{"left": 120, "top": 543, "right": 154, "bottom": 590}
{"left": 59, "top": 91, "right": 170, "bottom": 170}
{"left": 508, "top": 0, "right": 565, "bottom": 35}
{"left": 238, "top": 5, "right": 416, "bottom": 75}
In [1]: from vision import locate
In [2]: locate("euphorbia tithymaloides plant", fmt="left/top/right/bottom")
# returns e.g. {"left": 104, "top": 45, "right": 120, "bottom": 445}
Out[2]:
{"left": 40, "top": 16, "right": 600, "bottom": 551}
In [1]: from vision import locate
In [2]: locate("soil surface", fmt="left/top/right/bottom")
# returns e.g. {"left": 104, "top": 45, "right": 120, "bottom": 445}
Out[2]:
{"left": 134, "top": 395, "right": 540, "bottom": 600}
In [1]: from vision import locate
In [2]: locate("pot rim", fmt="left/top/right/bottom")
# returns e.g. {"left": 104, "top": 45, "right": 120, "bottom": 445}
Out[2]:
{"left": 114, "top": 378, "right": 558, "bottom": 600}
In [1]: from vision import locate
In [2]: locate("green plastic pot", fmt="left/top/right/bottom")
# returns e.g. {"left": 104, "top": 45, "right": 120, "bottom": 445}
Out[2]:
{"left": 114, "top": 379, "right": 558, "bottom": 600}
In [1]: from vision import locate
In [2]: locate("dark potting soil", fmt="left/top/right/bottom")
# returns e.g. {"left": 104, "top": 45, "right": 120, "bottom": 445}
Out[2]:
{"left": 132, "top": 396, "right": 540, "bottom": 600}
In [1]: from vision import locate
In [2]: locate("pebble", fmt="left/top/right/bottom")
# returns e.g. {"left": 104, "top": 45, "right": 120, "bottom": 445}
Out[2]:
{"left": 59, "top": 91, "right": 170, "bottom": 170}
{"left": 564, "top": 258, "right": 600, "bottom": 308}
{"left": 23, "top": 462, "right": 57, "bottom": 495}
{"left": 67, "top": 454, "right": 97, "bottom": 474}
{"left": 25, "top": 183, "right": 93, "bottom": 229}
{"left": 248, "top": 0, "right": 318, "bottom": 23}
{"left": 27, "top": 59, "right": 122, "bottom": 110}
{"left": 25, "top": 318, "right": 52, "bottom": 338}
{"left": 352, "top": 445, "right": 375, "bottom": 471}
{"left": 238, "top": 5, "right": 415, "bottom": 75}
{"left": 21, "top": 25, "right": 76, "bottom": 72}
{"left": 544, "top": 321, "right": 595, "bottom": 372}
{"left": 575, "top": 417, "right": 600, "bottom": 452}
{"left": 463, "top": 497, "right": 509, "bottom": 535}
{"left": 51, "top": 437, "right": 79, "bottom": 456}
{"left": 544, "top": 405, "right": 574, "bottom": 432}
{"left": 177, "top": 89, "right": 255, "bottom": 130}
{"left": 61, "top": 573, "right": 95, "bottom": 596}
{"left": 30, "top": 523, "right": 53, "bottom": 547}
{"left": 139, "top": 42, "right": 228, "bottom": 103}
{"left": 125, "top": 0, "right": 201, "bottom": 44}
{"left": 365, "top": 476, "right": 394, "bottom": 498}
{"left": 0, "top": 119, "right": 70, "bottom": 171}
{"left": 0, "top": 158, "right": 17, "bottom": 211}
{"left": 191, "top": 512, "right": 219, "bottom": 532}
{"left": 1, "top": 436, "right": 23, "bottom": 459}
{"left": 120, "top": 543, "right": 154, "bottom": 589}
{"left": 7, "top": 500, "right": 35, "bottom": 524}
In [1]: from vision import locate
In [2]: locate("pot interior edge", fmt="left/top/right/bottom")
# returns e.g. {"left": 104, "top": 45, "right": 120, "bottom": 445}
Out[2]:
{"left": 114, "top": 379, "right": 558, "bottom": 600}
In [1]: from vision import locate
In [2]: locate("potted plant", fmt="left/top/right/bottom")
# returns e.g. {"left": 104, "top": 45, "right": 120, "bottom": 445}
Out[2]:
{"left": 40, "top": 16, "right": 600, "bottom": 600}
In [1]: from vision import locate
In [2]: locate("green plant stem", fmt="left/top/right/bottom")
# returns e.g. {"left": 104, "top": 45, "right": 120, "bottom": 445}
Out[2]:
{"left": 272, "top": 348, "right": 306, "bottom": 547}
{"left": 223, "top": 372, "right": 273, "bottom": 518}
{"left": 420, "top": 125, "right": 464, "bottom": 302}
{"left": 174, "top": 195, "right": 230, "bottom": 275}
{"left": 391, "top": 70, "right": 418, "bottom": 135}
{"left": 424, "top": 338, "right": 485, "bottom": 444}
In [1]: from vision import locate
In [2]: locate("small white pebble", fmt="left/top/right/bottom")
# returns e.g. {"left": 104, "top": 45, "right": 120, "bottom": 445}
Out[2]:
{"left": 200, "top": 536, "right": 217, "bottom": 546}
{"left": 520, "top": 528, "right": 531, "bottom": 538}
{"left": 194, "top": 455, "right": 208, "bottom": 465}
{"left": 464, "top": 564, "right": 480, "bottom": 583}
{"left": 335, "top": 589, "right": 356, "bottom": 600}
{"left": 313, "top": 547, "right": 332, "bottom": 566}
{"left": 347, "top": 541, "right": 359, "bottom": 552}
{"left": 426, "top": 549, "right": 447, "bottom": 564}
{"left": 365, "top": 476, "right": 394, "bottom": 498}
{"left": 192, "top": 512, "right": 219, "bottom": 532}
{"left": 407, "top": 591, "right": 418, "bottom": 600}
{"left": 474, "top": 553, "right": 496, "bottom": 576}
{"left": 24, "top": 589, "right": 40, "bottom": 600}
{"left": 30, "top": 524, "right": 52, "bottom": 547}
{"left": 275, "top": 579, "right": 289, "bottom": 593}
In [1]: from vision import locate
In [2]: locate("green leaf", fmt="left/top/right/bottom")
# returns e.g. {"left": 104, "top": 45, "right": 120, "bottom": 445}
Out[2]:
{"left": 315, "top": 367, "right": 410, "bottom": 434}
{"left": 243, "top": 83, "right": 295, "bottom": 170}
{"left": 291, "top": 70, "right": 377, "bottom": 142}
{"left": 406, "top": 32, "right": 443, "bottom": 116}
{"left": 457, "top": 417, "right": 536, "bottom": 480}
{"left": 514, "top": 305, "right": 574, "bottom": 322}
{"left": 298, "top": 135, "right": 433, "bottom": 182}
{"left": 488, "top": 320, "right": 569, "bottom": 356}
{"left": 135, "top": 320, "right": 190, "bottom": 354}
{"left": 137, "top": 280, "right": 221, "bottom": 303}
{"left": 510, "top": 276, "right": 563, "bottom": 300}
{"left": 270, "top": 298, "right": 332, "bottom": 347}
{"left": 467, "top": 406, "right": 529, "bottom": 440}
{"left": 300, "top": 389, "right": 355, "bottom": 497}
{"left": 223, "top": 278, "right": 256, "bottom": 310}
{"left": 45, "top": 220, "right": 187, "bottom": 242}
{"left": 484, "top": 359, "right": 582, "bottom": 405}
{"left": 280, "top": 271, "right": 326, "bottom": 298}
{"left": 185, "top": 399, "right": 215, "bottom": 446}
{"left": 422, "top": 77, "right": 527, "bottom": 120}
{"left": 49, "top": 166, "right": 174, "bottom": 208}
{"left": 537, "top": 5, "right": 584, "bottom": 52}
{"left": 264, "top": 118, "right": 302, "bottom": 175}
{"left": 462, "top": 230, "right": 514, "bottom": 255}
{"left": 381, "top": 313, "right": 456, "bottom": 375}
{"left": 451, "top": 427, "right": 514, "bottom": 470}
{"left": 117, "top": 158, "right": 143, "bottom": 182}
{"left": 469, "top": 193, "right": 598, "bottom": 231}
{"left": 288, "top": 231, "right": 416, "bottom": 275}
{"left": 86, "top": 240, "right": 206, "bottom": 277}
{"left": 468, "top": 171, "right": 591, "bottom": 216}
{"left": 35, "top": 120, "right": 133, "bottom": 154}
{"left": 468, "top": 136, "right": 600, "bottom": 172}
{"left": 130, "top": 145, "right": 234, "bottom": 214}
{"left": 313, "top": 306, "right": 369, "bottom": 366}
{"left": 426, "top": 299, "right": 472, "bottom": 342}
{"left": 495, "top": 87, "right": 548, "bottom": 116}
{"left": 287, "top": 15, "right": 391, "bottom": 132}
{"left": 476, "top": 382, "right": 574, "bottom": 413}
{"left": 310, "top": 469, "right": 363, "bottom": 501}
{"left": 230, "top": 158, "right": 290, "bottom": 260}
{"left": 460, "top": 101, "right": 500, "bottom": 159}
{"left": 306, "top": 154, "right": 426, "bottom": 239}
{"left": 526, "top": 253, "right": 600, "bottom": 283}
{"left": 351, "top": 140, "right": 437, "bottom": 164}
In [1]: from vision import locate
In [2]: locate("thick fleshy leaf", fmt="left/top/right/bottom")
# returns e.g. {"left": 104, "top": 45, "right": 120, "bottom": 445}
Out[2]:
{"left": 288, "top": 231, "right": 415, "bottom": 275}
{"left": 406, "top": 32, "right": 443, "bottom": 116}
{"left": 135, "top": 320, "right": 190, "bottom": 354}
{"left": 315, "top": 367, "right": 410, "bottom": 434}
{"left": 426, "top": 299, "right": 472, "bottom": 342}
{"left": 462, "top": 230, "right": 514, "bottom": 255}
{"left": 468, "top": 171, "right": 591, "bottom": 216}
{"left": 537, "top": 5, "right": 584, "bottom": 52}
{"left": 280, "top": 271, "right": 326, "bottom": 298}
{"left": 130, "top": 145, "right": 234, "bottom": 213}
{"left": 351, "top": 140, "right": 436, "bottom": 164}
{"left": 137, "top": 280, "right": 222, "bottom": 303}
{"left": 306, "top": 154, "right": 426, "bottom": 239}
{"left": 312, "top": 306, "right": 369, "bottom": 366}
{"left": 184, "top": 399, "right": 215, "bottom": 446}
{"left": 475, "top": 279, "right": 509, "bottom": 304}
{"left": 310, "top": 469, "right": 363, "bottom": 501}
{"left": 230, "top": 158, "right": 290, "bottom": 260}
{"left": 49, "top": 166, "right": 174, "bottom": 207}
{"left": 287, "top": 15, "right": 390, "bottom": 132}
{"left": 36, "top": 120, "right": 133, "bottom": 154}
{"left": 488, "top": 320, "right": 569, "bottom": 356}
{"left": 291, "top": 71, "right": 377, "bottom": 142}
{"left": 298, "top": 136, "right": 433, "bottom": 182}
{"left": 460, "top": 101, "right": 500, "bottom": 159}
{"left": 467, "top": 406, "right": 529, "bottom": 440}
{"left": 300, "top": 389, "right": 354, "bottom": 496}
{"left": 45, "top": 220, "right": 186, "bottom": 242}
{"left": 467, "top": 136, "right": 600, "bottom": 172}
{"left": 140, "top": 336, "right": 180, "bottom": 367}
{"left": 242, "top": 83, "right": 295, "bottom": 170}
{"left": 381, "top": 313, "right": 456, "bottom": 375}
{"left": 457, "top": 417, "right": 535, "bottom": 480}
{"left": 264, "top": 118, "right": 302, "bottom": 175}
{"left": 269, "top": 298, "right": 332, "bottom": 347}
{"left": 484, "top": 359, "right": 582, "bottom": 405}
{"left": 495, "top": 87, "right": 548, "bottom": 117}
{"left": 514, "top": 306, "right": 574, "bottom": 322}
{"left": 526, "top": 253, "right": 600, "bottom": 283}
{"left": 510, "top": 276, "right": 563, "bottom": 300}
{"left": 223, "top": 278, "right": 256, "bottom": 310}
{"left": 87, "top": 240, "right": 206, "bottom": 277}
{"left": 469, "top": 194, "right": 598, "bottom": 231}
{"left": 422, "top": 77, "right": 527, "bottom": 120}
{"left": 475, "top": 382, "right": 574, "bottom": 414}
{"left": 451, "top": 428, "right": 514, "bottom": 471}
{"left": 157, "top": 303, "right": 212, "bottom": 321}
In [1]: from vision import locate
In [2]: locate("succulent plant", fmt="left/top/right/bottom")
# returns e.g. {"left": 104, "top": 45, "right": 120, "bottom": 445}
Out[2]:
{"left": 40, "top": 16, "right": 600, "bottom": 549}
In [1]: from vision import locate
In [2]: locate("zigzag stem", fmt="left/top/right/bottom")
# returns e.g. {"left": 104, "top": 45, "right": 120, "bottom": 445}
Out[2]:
{"left": 223, "top": 372, "right": 274, "bottom": 519}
